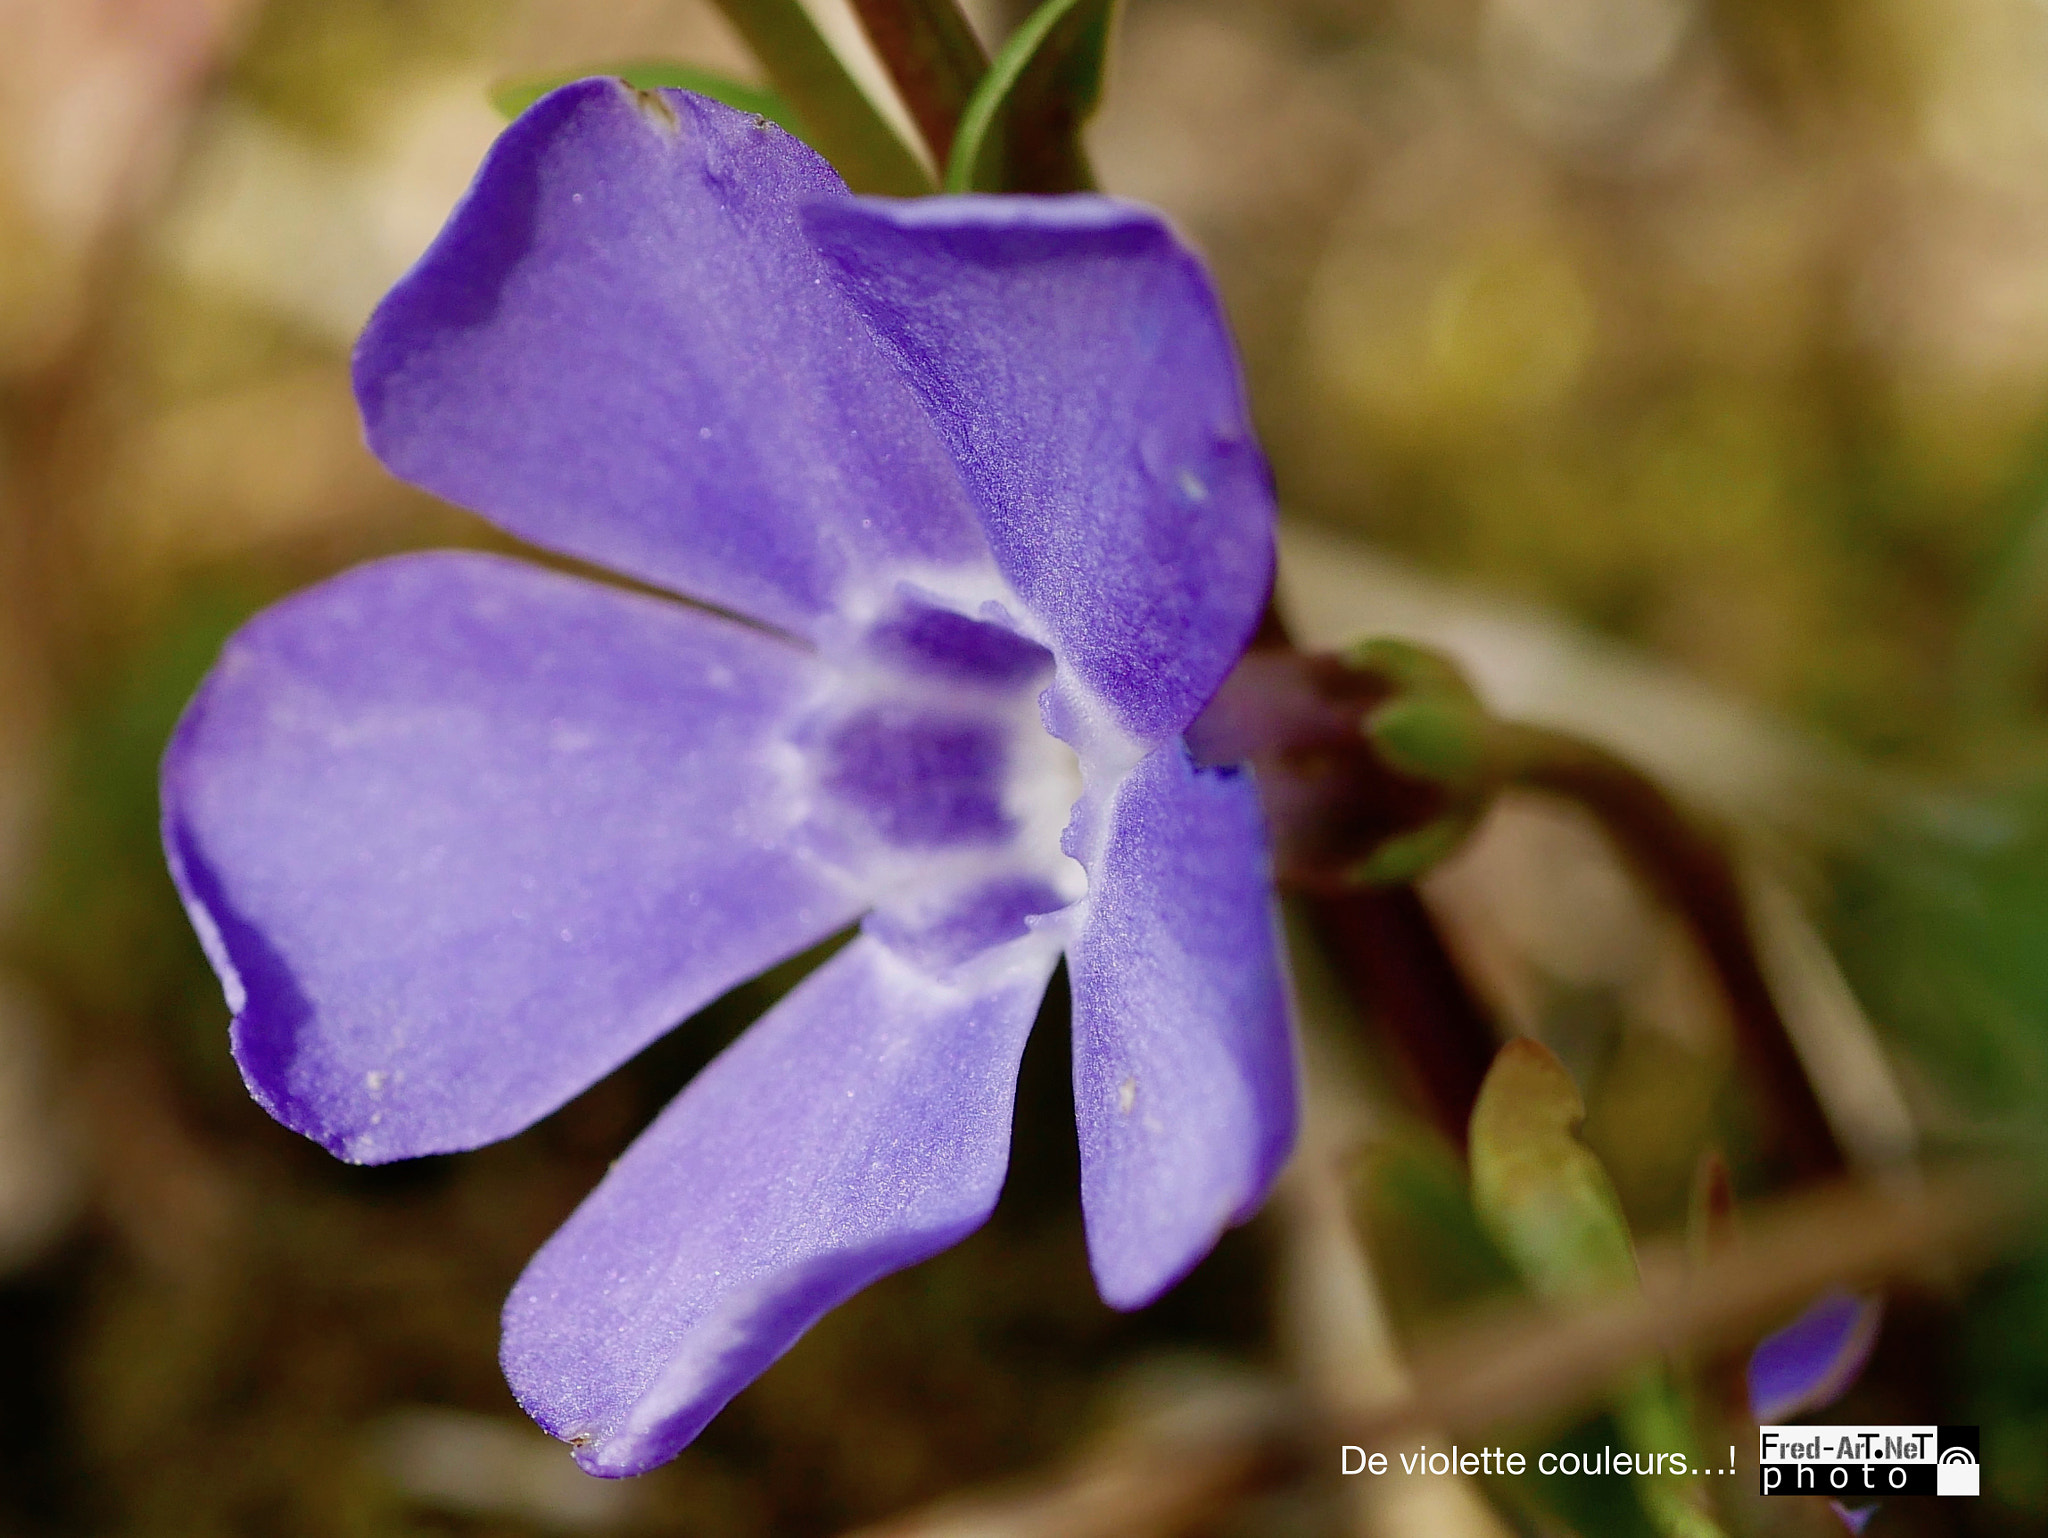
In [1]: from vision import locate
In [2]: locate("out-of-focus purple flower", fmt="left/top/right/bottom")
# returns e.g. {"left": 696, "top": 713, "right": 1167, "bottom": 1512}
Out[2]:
{"left": 160, "top": 82, "right": 1294, "bottom": 1475}
{"left": 1830, "top": 1502, "right": 1878, "bottom": 1534}
{"left": 1747, "top": 1287, "right": 1883, "bottom": 1425}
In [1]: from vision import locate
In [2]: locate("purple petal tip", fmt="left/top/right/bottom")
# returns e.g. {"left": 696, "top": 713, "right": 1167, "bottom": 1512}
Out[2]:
{"left": 1748, "top": 1288, "right": 1883, "bottom": 1424}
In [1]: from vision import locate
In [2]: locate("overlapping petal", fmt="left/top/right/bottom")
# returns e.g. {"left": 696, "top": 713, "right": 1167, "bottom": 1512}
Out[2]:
{"left": 1066, "top": 747, "right": 1296, "bottom": 1308}
{"left": 354, "top": 81, "right": 985, "bottom": 639}
{"left": 807, "top": 196, "right": 1276, "bottom": 741}
{"left": 501, "top": 934, "right": 1058, "bottom": 1476}
{"left": 162, "top": 552, "right": 861, "bottom": 1161}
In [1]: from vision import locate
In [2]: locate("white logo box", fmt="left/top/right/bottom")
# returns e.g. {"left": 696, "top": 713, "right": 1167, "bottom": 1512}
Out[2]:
{"left": 1938, "top": 1453, "right": 1980, "bottom": 1497}
{"left": 1760, "top": 1426, "right": 1940, "bottom": 1464}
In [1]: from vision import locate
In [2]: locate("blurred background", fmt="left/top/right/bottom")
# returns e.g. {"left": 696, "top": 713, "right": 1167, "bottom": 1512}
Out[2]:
{"left": 3, "top": 0, "right": 2047, "bottom": 1533}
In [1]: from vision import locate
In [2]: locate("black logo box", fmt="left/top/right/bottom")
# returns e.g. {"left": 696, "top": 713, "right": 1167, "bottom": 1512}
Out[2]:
{"left": 1759, "top": 1427, "right": 1978, "bottom": 1498}
{"left": 1762, "top": 1464, "right": 1936, "bottom": 1496}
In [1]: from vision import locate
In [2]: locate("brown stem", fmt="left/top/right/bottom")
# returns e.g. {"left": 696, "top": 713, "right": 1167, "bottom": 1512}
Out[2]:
{"left": 844, "top": 1378, "right": 1303, "bottom": 1537}
{"left": 844, "top": 0, "right": 989, "bottom": 166}
{"left": 1341, "top": 1163, "right": 2031, "bottom": 1447}
{"left": 1306, "top": 887, "right": 1502, "bottom": 1150}
{"left": 1497, "top": 723, "right": 1843, "bottom": 1181}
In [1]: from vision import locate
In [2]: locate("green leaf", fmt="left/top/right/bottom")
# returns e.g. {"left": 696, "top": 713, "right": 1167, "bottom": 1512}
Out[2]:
{"left": 945, "top": 0, "right": 1114, "bottom": 193}
{"left": 1470, "top": 1039, "right": 1639, "bottom": 1303}
{"left": 1828, "top": 790, "right": 2048, "bottom": 1138}
{"left": 1470, "top": 1041, "right": 1727, "bottom": 1538}
{"left": 1352, "top": 637, "right": 1496, "bottom": 789}
{"left": 1367, "top": 695, "right": 1492, "bottom": 787}
{"left": 1347, "top": 636, "right": 1479, "bottom": 703}
{"left": 489, "top": 62, "right": 804, "bottom": 135}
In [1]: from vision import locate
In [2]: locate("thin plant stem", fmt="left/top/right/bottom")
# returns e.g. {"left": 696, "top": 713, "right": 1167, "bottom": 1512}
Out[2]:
{"left": 844, "top": 0, "right": 988, "bottom": 166}
{"left": 1339, "top": 1163, "right": 2031, "bottom": 1447}
{"left": 1495, "top": 722, "right": 1844, "bottom": 1181}
{"left": 1307, "top": 887, "right": 1501, "bottom": 1150}
{"left": 705, "top": 0, "right": 933, "bottom": 194}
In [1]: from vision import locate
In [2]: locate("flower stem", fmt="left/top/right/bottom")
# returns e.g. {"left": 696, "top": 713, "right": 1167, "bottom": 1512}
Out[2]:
{"left": 705, "top": 0, "right": 934, "bottom": 194}
{"left": 1307, "top": 887, "right": 1501, "bottom": 1150}
{"left": 844, "top": 0, "right": 989, "bottom": 166}
{"left": 945, "top": 0, "right": 1109, "bottom": 192}
{"left": 1493, "top": 722, "right": 1844, "bottom": 1181}
{"left": 1224, "top": 620, "right": 1501, "bottom": 1143}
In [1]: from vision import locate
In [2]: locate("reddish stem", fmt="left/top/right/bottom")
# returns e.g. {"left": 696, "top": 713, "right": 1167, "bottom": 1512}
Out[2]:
{"left": 844, "top": 0, "right": 988, "bottom": 166}
{"left": 1500, "top": 724, "right": 1843, "bottom": 1181}
{"left": 1309, "top": 886, "right": 1502, "bottom": 1147}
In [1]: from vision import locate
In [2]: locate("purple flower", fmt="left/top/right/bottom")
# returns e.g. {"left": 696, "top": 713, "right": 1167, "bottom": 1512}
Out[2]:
{"left": 160, "top": 81, "right": 1295, "bottom": 1475}
{"left": 1747, "top": 1288, "right": 1883, "bottom": 1425}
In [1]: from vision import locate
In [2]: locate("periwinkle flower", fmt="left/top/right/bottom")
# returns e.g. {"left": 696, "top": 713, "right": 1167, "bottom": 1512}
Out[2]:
{"left": 161, "top": 81, "right": 1295, "bottom": 1475}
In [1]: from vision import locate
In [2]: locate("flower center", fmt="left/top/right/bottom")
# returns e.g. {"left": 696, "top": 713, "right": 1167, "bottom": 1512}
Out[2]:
{"left": 798, "top": 589, "right": 1086, "bottom": 972}
{"left": 818, "top": 705, "right": 1012, "bottom": 848}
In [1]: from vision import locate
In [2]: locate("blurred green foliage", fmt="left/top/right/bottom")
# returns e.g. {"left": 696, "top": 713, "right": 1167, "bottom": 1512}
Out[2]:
{"left": 231, "top": 0, "right": 503, "bottom": 143}
{"left": 11, "top": 584, "right": 257, "bottom": 1033}
{"left": 1829, "top": 794, "right": 2048, "bottom": 1144}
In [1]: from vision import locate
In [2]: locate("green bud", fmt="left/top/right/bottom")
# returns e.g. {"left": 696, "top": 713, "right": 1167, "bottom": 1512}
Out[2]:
{"left": 1346, "top": 637, "right": 1480, "bottom": 705}
{"left": 1366, "top": 694, "right": 1493, "bottom": 788}
{"left": 1345, "top": 814, "right": 1477, "bottom": 886}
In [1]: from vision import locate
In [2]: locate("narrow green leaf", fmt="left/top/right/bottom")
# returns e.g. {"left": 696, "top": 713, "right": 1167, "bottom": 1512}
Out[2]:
{"left": 705, "top": 0, "right": 934, "bottom": 195}
{"left": 945, "top": 0, "right": 1115, "bottom": 193}
{"left": 488, "top": 62, "right": 803, "bottom": 133}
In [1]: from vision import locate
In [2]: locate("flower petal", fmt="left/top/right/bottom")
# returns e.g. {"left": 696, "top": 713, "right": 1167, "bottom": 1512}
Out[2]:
{"left": 501, "top": 934, "right": 1057, "bottom": 1476}
{"left": 807, "top": 195, "right": 1276, "bottom": 741}
{"left": 162, "top": 551, "right": 862, "bottom": 1161}
{"left": 1747, "top": 1288, "right": 1883, "bottom": 1424}
{"left": 355, "top": 81, "right": 984, "bottom": 638}
{"left": 1066, "top": 747, "right": 1296, "bottom": 1307}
